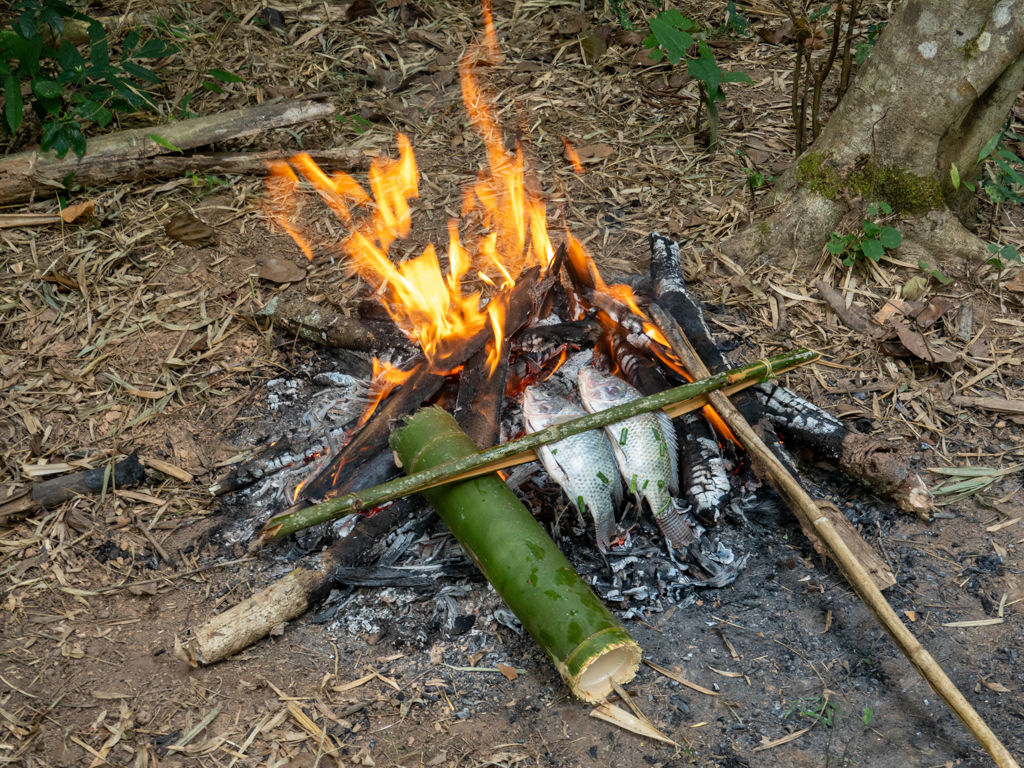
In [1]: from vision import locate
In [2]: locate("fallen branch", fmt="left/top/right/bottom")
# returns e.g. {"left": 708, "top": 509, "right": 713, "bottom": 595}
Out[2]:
{"left": 256, "top": 349, "right": 819, "bottom": 544}
{"left": 1, "top": 451, "right": 146, "bottom": 522}
{"left": 648, "top": 304, "right": 1019, "bottom": 768}
{"left": 0, "top": 100, "right": 336, "bottom": 205}
{"left": 185, "top": 497, "right": 419, "bottom": 665}
{"left": 253, "top": 293, "right": 410, "bottom": 353}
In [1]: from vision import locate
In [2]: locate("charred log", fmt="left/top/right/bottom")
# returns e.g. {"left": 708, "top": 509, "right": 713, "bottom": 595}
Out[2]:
{"left": 755, "top": 383, "right": 932, "bottom": 520}
{"left": 253, "top": 294, "right": 410, "bottom": 352}
{"left": 510, "top": 320, "right": 602, "bottom": 355}
{"left": 455, "top": 339, "right": 510, "bottom": 449}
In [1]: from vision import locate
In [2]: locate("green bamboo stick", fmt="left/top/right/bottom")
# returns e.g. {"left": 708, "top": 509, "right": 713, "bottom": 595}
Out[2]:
{"left": 256, "top": 347, "right": 819, "bottom": 544}
{"left": 391, "top": 407, "right": 641, "bottom": 702}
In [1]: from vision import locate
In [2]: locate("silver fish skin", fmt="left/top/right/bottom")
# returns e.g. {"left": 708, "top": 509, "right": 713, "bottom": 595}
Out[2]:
{"left": 522, "top": 385, "right": 623, "bottom": 552}
{"left": 576, "top": 367, "right": 679, "bottom": 518}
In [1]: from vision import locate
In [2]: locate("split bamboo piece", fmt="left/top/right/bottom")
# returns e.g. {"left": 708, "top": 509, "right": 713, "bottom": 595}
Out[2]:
{"left": 647, "top": 302, "right": 1019, "bottom": 768}
{"left": 390, "top": 407, "right": 640, "bottom": 702}
{"left": 256, "top": 348, "right": 819, "bottom": 544}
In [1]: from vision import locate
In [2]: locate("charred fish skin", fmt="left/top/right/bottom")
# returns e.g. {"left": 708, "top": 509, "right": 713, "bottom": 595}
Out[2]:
{"left": 576, "top": 367, "right": 679, "bottom": 521}
{"left": 521, "top": 386, "right": 623, "bottom": 552}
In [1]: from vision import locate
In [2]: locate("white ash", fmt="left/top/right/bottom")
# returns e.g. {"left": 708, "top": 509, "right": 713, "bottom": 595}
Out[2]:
{"left": 266, "top": 378, "right": 300, "bottom": 410}
{"left": 755, "top": 382, "right": 845, "bottom": 436}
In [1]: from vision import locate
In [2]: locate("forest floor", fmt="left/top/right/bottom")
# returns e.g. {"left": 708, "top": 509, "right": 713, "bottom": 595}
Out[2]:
{"left": 2, "top": 1, "right": 1024, "bottom": 767}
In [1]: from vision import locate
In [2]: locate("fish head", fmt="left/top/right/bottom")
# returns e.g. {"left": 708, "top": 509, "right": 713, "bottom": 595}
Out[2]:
{"left": 522, "top": 386, "right": 570, "bottom": 431}
{"left": 577, "top": 367, "right": 634, "bottom": 408}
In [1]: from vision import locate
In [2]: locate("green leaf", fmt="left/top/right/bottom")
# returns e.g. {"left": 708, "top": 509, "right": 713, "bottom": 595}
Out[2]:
{"left": 135, "top": 39, "right": 175, "bottom": 58}
{"left": 978, "top": 132, "right": 1001, "bottom": 162}
{"left": 950, "top": 162, "right": 960, "bottom": 190}
{"left": 687, "top": 42, "right": 721, "bottom": 95}
{"left": 68, "top": 126, "right": 87, "bottom": 158}
{"left": 4, "top": 75, "right": 24, "bottom": 134}
{"left": 41, "top": 120, "right": 63, "bottom": 148}
{"left": 16, "top": 10, "right": 39, "bottom": 39}
{"left": 878, "top": 226, "right": 902, "bottom": 249}
{"left": 861, "top": 239, "right": 884, "bottom": 261}
{"left": 122, "top": 29, "right": 141, "bottom": 57}
{"left": 30, "top": 78, "right": 63, "bottom": 99}
{"left": 993, "top": 156, "right": 1024, "bottom": 188}
{"left": 842, "top": 256, "right": 854, "bottom": 267}
{"left": 643, "top": 33, "right": 658, "bottom": 49}
{"left": 720, "top": 70, "right": 753, "bottom": 84}
{"left": 648, "top": 48, "right": 665, "bottom": 61}
{"left": 148, "top": 133, "right": 183, "bottom": 153}
{"left": 826, "top": 240, "right": 845, "bottom": 255}
{"left": 964, "top": 180, "right": 976, "bottom": 192}
{"left": 39, "top": 7, "right": 64, "bottom": 33}
{"left": 861, "top": 220, "right": 880, "bottom": 237}
{"left": 209, "top": 68, "right": 243, "bottom": 83}
{"left": 49, "top": 125, "right": 71, "bottom": 158}
{"left": 90, "top": 36, "right": 110, "bottom": 68}
{"left": 648, "top": 17, "right": 691, "bottom": 65}
{"left": 202, "top": 81, "right": 225, "bottom": 94}
{"left": 56, "top": 40, "right": 85, "bottom": 72}
{"left": 658, "top": 9, "right": 692, "bottom": 30}
{"left": 1001, "top": 245, "right": 1021, "bottom": 262}
{"left": 122, "top": 61, "right": 161, "bottom": 83}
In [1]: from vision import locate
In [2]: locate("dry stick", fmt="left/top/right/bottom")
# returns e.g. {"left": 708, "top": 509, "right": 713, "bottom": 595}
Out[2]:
{"left": 811, "top": 1, "right": 844, "bottom": 140}
{"left": 836, "top": 0, "right": 860, "bottom": 103}
{"left": 255, "top": 349, "right": 820, "bottom": 545}
{"left": 648, "top": 306, "right": 1020, "bottom": 768}
{"left": 0, "top": 100, "right": 336, "bottom": 205}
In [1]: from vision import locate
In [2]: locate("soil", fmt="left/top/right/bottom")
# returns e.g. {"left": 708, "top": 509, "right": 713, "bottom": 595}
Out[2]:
{"left": 2, "top": 1, "right": 1024, "bottom": 767}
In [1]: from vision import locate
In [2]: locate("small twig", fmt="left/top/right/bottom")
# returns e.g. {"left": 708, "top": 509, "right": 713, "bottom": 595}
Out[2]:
{"left": 135, "top": 513, "right": 177, "bottom": 568}
{"left": 837, "top": 0, "right": 860, "bottom": 102}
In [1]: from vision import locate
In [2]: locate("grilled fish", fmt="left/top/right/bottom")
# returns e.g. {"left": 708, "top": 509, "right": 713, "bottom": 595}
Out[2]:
{"left": 576, "top": 367, "right": 679, "bottom": 519}
{"left": 522, "top": 385, "right": 623, "bottom": 552}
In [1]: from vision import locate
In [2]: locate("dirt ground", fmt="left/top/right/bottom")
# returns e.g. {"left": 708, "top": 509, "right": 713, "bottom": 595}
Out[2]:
{"left": 2, "top": 1, "right": 1024, "bottom": 766}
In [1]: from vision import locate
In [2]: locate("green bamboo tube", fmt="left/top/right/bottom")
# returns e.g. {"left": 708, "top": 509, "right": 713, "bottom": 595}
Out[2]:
{"left": 391, "top": 407, "right": 641, "bottom": 703}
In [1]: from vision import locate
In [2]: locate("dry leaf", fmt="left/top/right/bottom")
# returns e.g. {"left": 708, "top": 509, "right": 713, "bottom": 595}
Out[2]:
{"left": 164, "top": 213, "right": 216, "bottom": 247}
{"left": 590, "top": 703, "right": 677, "bottom": 745}
{"left": 408, "top": 29, "right": 446, "bottom": 48}
{"left": 581, "top": 33, "right": 607, "bottom": 65}
{"left": 904, "top": 610, "right": 917, "bottom": 622}
{"left": 614, "top": 30, "right": 643, "bottom": 46}
{"left": 575, "top": 143, "right": 615, "bottom": 163}
{"left": 901, "top": 276, "right": 929, "bottom": 301}
{"left": 497, "top": 663, "right": 518, "bottom": 681}
{"left": 1004, "top": 271, "right": 1024, "bottom": 292}
{"left": 61, "top": 200, "right": 96, "bottom": 223}
{"left": 429, "top": 645, "right": 443, "bottom": 665}
{"left": 893, "top": 322, "right": 958, "bottom": 364}
{"left": 346, "top": 0, "right": 377, "bottom": 21}
{"left": 984, "top": 680, "right": 1011, "bottom": 693}
{"left": 914, "top": 297, "right": 954, "bottom": 328}
{"left": 259, "top": 258, "right": 306, "bottom": 283}
{"left": 128, "top": 582, "right": 159, "bottom": 596}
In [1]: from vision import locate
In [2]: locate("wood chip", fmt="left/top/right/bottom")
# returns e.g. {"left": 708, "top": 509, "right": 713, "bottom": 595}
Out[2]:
{"left": 142, "top": 458, "right": 193, "bottom": 483}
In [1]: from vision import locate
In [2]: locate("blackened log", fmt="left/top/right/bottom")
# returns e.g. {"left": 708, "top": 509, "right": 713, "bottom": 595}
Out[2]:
{"left": 455, "top": 339, "right": 511, "bottom": 449}
{"left": 32, "top": 451, "right": 147, "bottom": 508}
{"left": 755, "top": 382, "right": 932, "bottom": 520}
{"left": 253, "top": 294, "right": 410, "bottom": 352}
{"left": 510, "top": 319, "right": 602, "bottom": 355}
{"left": 603, "top": 328, "right": 730, "bottom": 527}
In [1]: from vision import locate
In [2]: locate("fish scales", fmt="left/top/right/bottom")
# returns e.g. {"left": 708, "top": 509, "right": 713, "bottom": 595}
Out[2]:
{"left": 577, "top": 367, "right": 679, "bottom": 519}
{"left": 522, "top": 386, "right": 623, "bottom": 552}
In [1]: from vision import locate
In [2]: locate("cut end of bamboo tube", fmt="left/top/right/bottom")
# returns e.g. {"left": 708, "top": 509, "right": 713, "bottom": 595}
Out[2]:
{"left": 561, "top": 628, "right": 642, "bottom": 703}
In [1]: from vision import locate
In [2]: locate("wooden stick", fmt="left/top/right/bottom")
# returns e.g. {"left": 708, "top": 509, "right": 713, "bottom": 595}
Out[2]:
{"left": 648, "top": 303, "right": 1020, "bottom": 768}
{"left": 255, "top": 349, "right": 819, "bottom": 545}
{"left": 0, "top": 100, "right": 336, "bottom": 205}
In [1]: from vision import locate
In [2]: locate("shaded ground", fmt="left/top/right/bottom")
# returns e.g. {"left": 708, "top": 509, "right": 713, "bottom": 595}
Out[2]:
{"left": 2, "top": 1, "right": 1024, "bottom": 767}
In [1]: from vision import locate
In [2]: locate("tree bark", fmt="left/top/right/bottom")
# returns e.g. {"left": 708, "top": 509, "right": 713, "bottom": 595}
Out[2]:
{"left": 722, "top": 0, "right": 1024, "bottom": 270}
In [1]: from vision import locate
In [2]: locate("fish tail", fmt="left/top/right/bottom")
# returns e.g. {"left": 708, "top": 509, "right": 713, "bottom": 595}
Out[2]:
{"left": 654, "top": 504, "right": 699, "bottom": 548}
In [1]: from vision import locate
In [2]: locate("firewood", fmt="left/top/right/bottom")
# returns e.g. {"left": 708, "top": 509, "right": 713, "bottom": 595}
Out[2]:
{"left": 0, "top": 100, "right": 336, "bottom": 205}
{"left": 253, "top": 293, "right": 410, "bottom": 353}
{"left": 256, "top": 350, "right": 819, "bottom": 544}
{"left": 185, "top": 496, "right": 419, "bottom": 665}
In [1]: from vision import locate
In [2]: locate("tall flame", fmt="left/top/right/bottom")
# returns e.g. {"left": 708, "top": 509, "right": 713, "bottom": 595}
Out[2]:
{"left": 264, "top": 44, "right": 554, "bottom": 377}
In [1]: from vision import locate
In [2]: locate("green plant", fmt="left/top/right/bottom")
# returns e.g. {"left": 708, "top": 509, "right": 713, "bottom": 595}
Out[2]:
{"left": 854, "top": 22, "right": 884, "bottom": 64}
{"left": 861, "top": 706, "right": 873, "bottom": 726}
{"left": 978, "top": 126, "right": 1024, "bottom": 205}
{"left": 608, "top": 0, "right": 634, "bottom": 31}
{"left": 826, "top": 201, "right": 903, "bottom": 266}
{"left": 784, "top": 695, "right": 840, "bottom": 729}
{"left": 719, "top": 2, "right": 750, "bottom": 36}
{"left": 203, "top": 68, "right": 243, "bottom": 94}
{"left": 644, "top": 9, "right": 694, "bottom": 65}
{"left": 918, "top": 260, "right": 954, "bottom": 285}
{"left": 335, "top": 113, "right": 373, "bottom": 134}
{"left": 1, "top": 0, "right": 172, "bottom": 158}
{"left": 986, "top": 241, "right": 1021, "bottom": 273}
{"left": 688, "top": 41, "right": 753, "bottom": 146}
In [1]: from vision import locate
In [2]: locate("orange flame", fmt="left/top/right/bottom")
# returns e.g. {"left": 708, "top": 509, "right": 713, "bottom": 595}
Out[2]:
{"left": 358, "top": 358, "right": 416, "bottom": 427}
{"left": 264, "top": 40, "right": 555, "bottom": 377}
{"left": 562, "top": 138, "right": 584, "bottom": 174}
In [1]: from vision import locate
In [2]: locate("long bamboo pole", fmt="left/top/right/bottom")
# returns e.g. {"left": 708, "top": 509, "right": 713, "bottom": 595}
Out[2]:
{"left": 647, "top": 303, "right": 1019, "bottom": 768}
{"left": 255, "top": 348, "right": 819, "bottom": 545}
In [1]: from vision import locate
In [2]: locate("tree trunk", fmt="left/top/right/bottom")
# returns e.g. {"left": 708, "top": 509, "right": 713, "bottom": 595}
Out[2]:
{"left": 722, "top": 0, "right": 1024, "bottom": 270}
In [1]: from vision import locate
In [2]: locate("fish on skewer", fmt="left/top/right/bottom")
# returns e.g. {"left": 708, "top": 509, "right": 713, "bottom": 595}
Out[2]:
{"left": 521, "top": 385, "right": 623, "bottom": 552}
{"left": 576, "top": 367, "right": 698, "bottom": 547}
